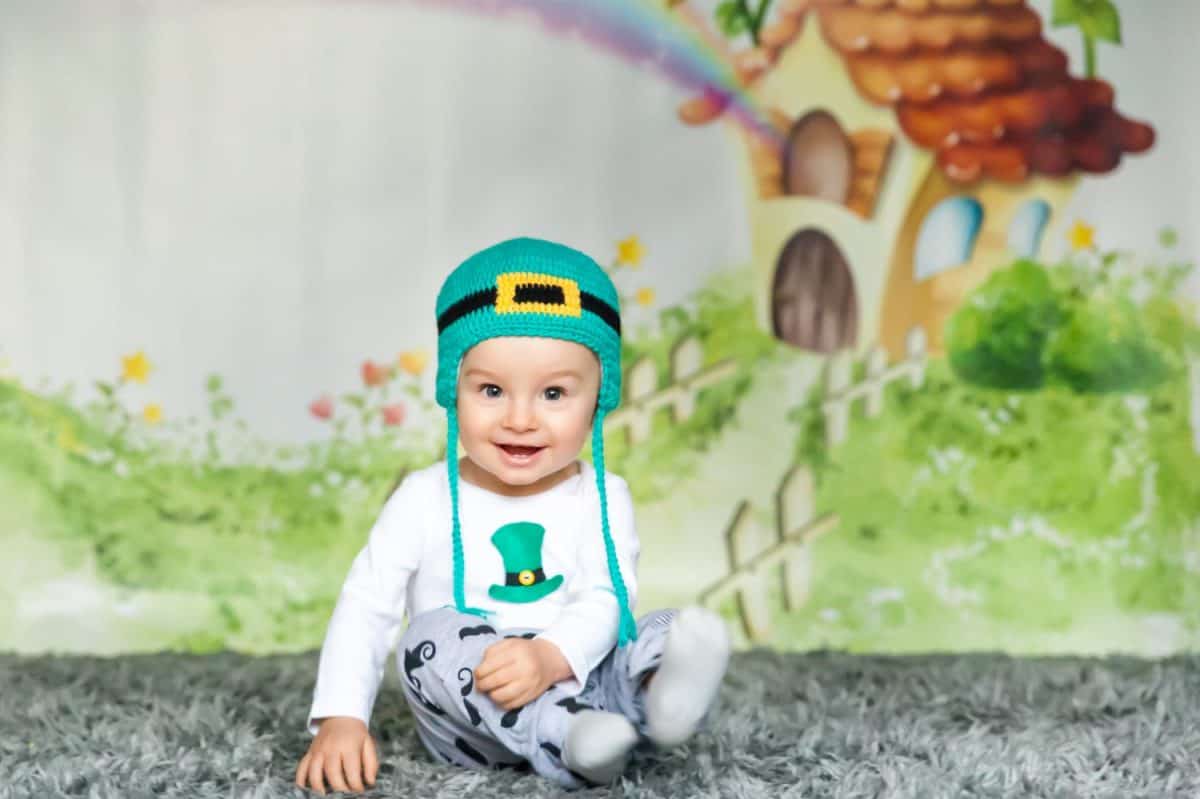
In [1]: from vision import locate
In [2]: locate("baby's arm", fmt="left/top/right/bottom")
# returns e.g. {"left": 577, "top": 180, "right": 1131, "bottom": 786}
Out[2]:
{"left": 305, "top": 475, "right": 424, "bottom": 732}
{"left": 534, "top": 472, "right": 640, "bottom": 695}
{"left": 297, "top": 473, "right": 425, "bottom": 793}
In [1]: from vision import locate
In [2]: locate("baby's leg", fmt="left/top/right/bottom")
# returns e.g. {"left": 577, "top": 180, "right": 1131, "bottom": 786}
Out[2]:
{"left": 396, "top": 608, "right": 527, "bottom": 774}
{"left": 580, "top": 608, "right": 676, "bottom": 735}
{"left": 396, "top": 607, "right": 594, "bottom": 789}
{"left": 588, "top": 606, "right": 731, "bottom": 748}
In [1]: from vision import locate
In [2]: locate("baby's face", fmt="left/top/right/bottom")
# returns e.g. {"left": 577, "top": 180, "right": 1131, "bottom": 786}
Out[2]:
{"left": 456, "top": 336, "right": 602, "bottom": 494}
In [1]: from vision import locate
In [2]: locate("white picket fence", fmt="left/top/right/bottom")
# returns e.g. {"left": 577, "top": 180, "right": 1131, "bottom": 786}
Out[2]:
{"left": 603, "top": 335, "right": 738, "bottom": 445}
{"left": 697, "top": 464, "right": 839, "bottom": 643}
{"left": 822, "top": 327, "right": 928, "bottom": 447}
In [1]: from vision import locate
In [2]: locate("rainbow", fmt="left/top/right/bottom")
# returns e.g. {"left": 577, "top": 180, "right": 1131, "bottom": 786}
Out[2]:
{"left": 402, "top": 0, "right": 782, "bottom": 149}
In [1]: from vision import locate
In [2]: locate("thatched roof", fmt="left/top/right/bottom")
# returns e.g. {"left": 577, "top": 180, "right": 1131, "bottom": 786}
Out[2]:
{"left": 678, "top": 0, "right": 1155, "bottom": 183}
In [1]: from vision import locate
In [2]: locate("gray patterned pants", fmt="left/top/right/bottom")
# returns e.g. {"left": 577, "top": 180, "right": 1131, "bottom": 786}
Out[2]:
{"left": 396, "top": 606, "right": 680, "bottom": 789}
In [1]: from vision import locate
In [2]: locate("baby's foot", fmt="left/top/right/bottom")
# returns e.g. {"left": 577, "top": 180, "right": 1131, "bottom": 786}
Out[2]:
{"left": 563, "top": 709, "right": 638, "bottom": 784}
{"left": 644, "top": 605, "right": 731, "bottom": 748}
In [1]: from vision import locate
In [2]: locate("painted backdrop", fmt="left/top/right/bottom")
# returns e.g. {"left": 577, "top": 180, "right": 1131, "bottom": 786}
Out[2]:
{"left": 2, "top": 0, "right": 1198, "bottom": 656}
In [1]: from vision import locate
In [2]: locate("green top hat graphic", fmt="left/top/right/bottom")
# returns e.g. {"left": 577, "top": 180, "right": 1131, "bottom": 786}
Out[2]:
{"left": 488, "top": 521, "right": 564, "bottom": 604}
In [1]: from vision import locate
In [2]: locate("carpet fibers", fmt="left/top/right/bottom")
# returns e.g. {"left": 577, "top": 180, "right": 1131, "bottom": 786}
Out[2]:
{"left": 3, "top": 648, "right": 1198, "bottom": 798}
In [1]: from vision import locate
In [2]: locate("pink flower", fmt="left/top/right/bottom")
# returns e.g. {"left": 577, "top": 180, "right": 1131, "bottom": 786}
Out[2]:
{"left": 381, "top": 403, "right": 406, "bottom": 427}
{"left": 309, "top": 395, "right": 334, "bottom": 420}
{"left": 361, "top": 360, "right": 390, "bottom": 388}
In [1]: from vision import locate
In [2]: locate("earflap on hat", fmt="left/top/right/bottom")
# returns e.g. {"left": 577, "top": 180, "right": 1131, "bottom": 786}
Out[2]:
{"left": 591, "top": 411, "right": 639, "bottom": 646}
{"left": 445, "top": 405, "right": 490, "bottom": 620}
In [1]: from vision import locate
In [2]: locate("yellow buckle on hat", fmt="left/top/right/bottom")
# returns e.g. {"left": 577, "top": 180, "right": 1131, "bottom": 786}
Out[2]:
{"left": 495, "top": 272, "right": 582, "bottom": 318}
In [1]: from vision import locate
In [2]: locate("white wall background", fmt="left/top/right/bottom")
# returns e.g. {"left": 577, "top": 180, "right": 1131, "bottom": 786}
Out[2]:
{"left": 0, "top": 0, "right": 1196, "bottom": 446}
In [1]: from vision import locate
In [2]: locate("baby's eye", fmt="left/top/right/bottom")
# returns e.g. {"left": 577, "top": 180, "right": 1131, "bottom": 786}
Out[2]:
{"left": 543, "top": 386, "right": 565, "bottom": 401}
{"left": 481, "top": 384, "right": 502, "bottom": 399}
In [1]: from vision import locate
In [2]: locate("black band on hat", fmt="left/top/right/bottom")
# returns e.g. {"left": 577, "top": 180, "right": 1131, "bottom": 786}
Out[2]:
{"left": 580, "top": 293, "right": 621, "bottom": 336}
{"left": 437, "top": 287, "right": 498, "bottom": 333}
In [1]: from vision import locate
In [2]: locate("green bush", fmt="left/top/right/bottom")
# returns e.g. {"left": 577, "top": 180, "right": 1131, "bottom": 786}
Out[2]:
{"left": 946, "top": 260, "right": 1063, "bottom": 390}
{"left": 947, "top": 249, "right": 1194, "bottom": 395}
{"left": 1044, "top": 294, "right": 1170, "bottom": 393}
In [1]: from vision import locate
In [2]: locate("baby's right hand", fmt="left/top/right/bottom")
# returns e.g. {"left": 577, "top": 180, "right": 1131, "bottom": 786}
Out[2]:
{"left": 295, "top": 716, "right": 379, "bottom": 795}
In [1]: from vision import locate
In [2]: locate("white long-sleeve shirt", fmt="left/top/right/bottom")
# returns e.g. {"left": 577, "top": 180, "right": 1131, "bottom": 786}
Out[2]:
{"left": 305, "top": 459, "right": 640, "bottom": 734}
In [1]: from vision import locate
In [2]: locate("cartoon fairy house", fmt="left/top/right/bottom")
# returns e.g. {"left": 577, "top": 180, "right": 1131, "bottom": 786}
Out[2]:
{"left": 675, "top": 0, "right": 1155, "bottom": 358}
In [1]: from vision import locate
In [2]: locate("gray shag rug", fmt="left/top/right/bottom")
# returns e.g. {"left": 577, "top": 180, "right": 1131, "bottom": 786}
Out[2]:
{"left": 4, "top": 648, "right": 1199, "bottom": 798}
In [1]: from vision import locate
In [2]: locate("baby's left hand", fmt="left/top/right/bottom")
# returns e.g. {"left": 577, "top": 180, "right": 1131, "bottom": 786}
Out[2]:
{"left": 475, "top": 638, "right": 572, "bottom": 711}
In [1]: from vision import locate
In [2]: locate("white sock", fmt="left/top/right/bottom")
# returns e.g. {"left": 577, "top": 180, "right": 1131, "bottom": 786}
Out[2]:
{"left": 643, "top": 605, "right": 731, "bottom": 748}
{"left": 562, "top": 709, "right": 638, "bottom": 784}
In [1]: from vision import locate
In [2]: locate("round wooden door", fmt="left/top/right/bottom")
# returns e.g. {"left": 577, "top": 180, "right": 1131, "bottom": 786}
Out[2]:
{"left": 771, "top": 229, "right": 859, "bottom": 353}
{"left": 782, "top": 110, "right": 853, "bottom": 202}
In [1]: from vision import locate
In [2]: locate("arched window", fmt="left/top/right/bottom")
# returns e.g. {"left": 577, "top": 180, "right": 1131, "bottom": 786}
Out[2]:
{"left": 1008, "top": 199, "right": 1051, "bottom": 258}
{"left": 914, "top": 197, "right": 984, "bottom": 281}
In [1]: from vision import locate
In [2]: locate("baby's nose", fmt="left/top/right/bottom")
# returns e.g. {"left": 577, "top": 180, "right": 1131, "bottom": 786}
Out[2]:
{"left": 503, "top": 400, "right": 537, "bottom": 430}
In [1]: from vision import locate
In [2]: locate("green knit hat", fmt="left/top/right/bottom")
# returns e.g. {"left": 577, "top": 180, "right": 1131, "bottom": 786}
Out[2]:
{"left": 434, "top": 237, "right": 637, "bottom": 646}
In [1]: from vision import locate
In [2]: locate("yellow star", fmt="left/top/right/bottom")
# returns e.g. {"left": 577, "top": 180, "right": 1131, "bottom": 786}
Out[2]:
{"left": 616, "top": 236, "right": 644, "bottom": 267}
{"left": 121, "top": 351, "right": 153, "bottom": 384}
{"left": 636, "top": 287, "right": 656, "bottom": 307}
{"left": 142, "top": 403, "right": 163, "bottom": 424}
{"left": 397, "top": 350, "right": 429, "bottom": 376}
{"left": 1068, "top": 220, "right": 1095, "bottom": 251}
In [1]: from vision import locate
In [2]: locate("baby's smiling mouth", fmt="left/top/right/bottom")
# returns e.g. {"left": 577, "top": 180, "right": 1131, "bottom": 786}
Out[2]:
{"left": 497, "top": 444, "right": 544, "bottom": 457}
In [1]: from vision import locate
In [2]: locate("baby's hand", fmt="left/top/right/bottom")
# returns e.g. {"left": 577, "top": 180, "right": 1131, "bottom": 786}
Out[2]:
{"left": 475, "top": 638, "right": 572, "bottom": 711}
{"left": 295, "top": 716, "right": 378, "bottom": 795}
